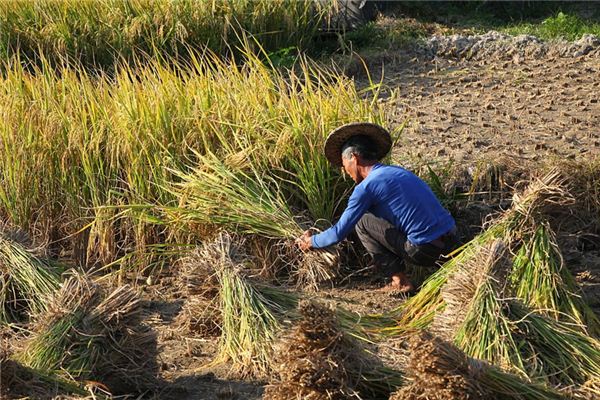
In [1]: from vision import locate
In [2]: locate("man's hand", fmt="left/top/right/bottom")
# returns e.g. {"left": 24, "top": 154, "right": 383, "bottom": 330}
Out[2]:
{"left": 295, "top": 230, "right": 313, "bottom": 251}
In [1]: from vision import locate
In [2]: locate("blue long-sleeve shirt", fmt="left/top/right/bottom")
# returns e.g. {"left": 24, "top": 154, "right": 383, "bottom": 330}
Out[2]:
{"left": 311, "top": 164, "right": 455, "bottom": 248}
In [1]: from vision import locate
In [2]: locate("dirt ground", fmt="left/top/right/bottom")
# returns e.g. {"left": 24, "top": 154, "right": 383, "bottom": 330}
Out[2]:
{"left": 385, "top": 51, "right": 600, "bottom": 165}
{"left": 141, "top": 39, "right": 600, "bottom": 400}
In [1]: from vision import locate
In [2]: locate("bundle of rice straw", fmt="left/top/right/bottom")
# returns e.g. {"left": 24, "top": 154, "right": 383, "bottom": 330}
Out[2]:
{"left": 265, "top": 300, "right": 360, "bottom": 399}
{"left": 511, "top": 222, "right": 599, "bottom": 335}
{"left": 433, "top": 240, "right": 600, "bottom": 388}
{"left": 205, "top": 232, "right": 290, "bottom": 378}
{"left": 389, "top": 331, "right": 564, "bottom": 400}
{"left": 173, "top": 151, "right": 339, "bottom": 291}
{"left": 0, "top": 233, "right": 62, "bottom": 323}
{"left": 1, "top": 327, "right": 88, "bottom": 399}
{"left": 204, "top": 233, "right": 390, "bottom": 379}
{"left": 174, "top": 245, "right": 222, "bottom": 337}
{"left": 389, "top": 170, "right": 598, "bottom": 336}
{"left": 16, "top": 273, "right": 156, "bottom": 394}
{"left": 265, "top": 300, "right": 404, "bottom": 399}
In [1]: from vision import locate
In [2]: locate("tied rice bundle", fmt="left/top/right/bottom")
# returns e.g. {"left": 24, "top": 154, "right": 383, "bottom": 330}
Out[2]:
{"left": 266, "top": 300, "right": 403, "bottom": 400}
{"left": 389, "top": 170, "right": 594, "bottom": 336}
{"left": 265, "top": 300, "right": 359, "bottom": 399}
{"left": 435, "top": 240, "right": 600, "bottom": 388}
{"left": 511, "top": 222, "right": 600, "bottom": 335}
{"left": 0, "top": 233, "right": 62, "bottom": 323}
{"left": 201, "top": 233, "right": 382, "bottom": 378}
{"left": 16, "top": 273, "right": 156, "bottom": 394}
{"left": 206, "top": 233, "right": 289, "bottom": 378}
{"left": 390, "top": 331, "right": 564, "bottom": 400}
{"left": 1, "top": 327, "right": 87, "bottom": 398}
{"left": 173, "top": 151, "right": 339, "bottom": 291}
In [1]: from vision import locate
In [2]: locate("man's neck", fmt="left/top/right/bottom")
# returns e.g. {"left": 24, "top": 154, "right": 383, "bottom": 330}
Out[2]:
{"left": 357, "top": 162, "right": 377, "bottom": 181}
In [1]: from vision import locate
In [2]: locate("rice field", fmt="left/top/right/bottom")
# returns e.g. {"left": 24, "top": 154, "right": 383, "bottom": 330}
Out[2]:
{"left": 1, "top": 1, "right": 600, "bottom": 399}
{"left": 0, "top": 0, "right": 329, "bottom": 68}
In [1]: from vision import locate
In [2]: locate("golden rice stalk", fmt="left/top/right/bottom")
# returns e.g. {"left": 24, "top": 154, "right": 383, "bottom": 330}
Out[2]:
{"left": 434, "top": 241, "right": 600, "bottom": 387}
{"left": 172, "top": 152, "right": 340, "bottom": 291}
{"left": 511, "top": 222, "right": 600, "bottom": 336}
{"left": 386, "top": 169, "right": 577, "bottom": 336}
{"left": 205, "top": 233, "right": 283, "bottom": 378}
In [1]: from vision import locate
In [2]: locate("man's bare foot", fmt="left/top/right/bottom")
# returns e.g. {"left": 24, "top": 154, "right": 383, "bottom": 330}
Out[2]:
{"left": 379, "top": 272, "right": 414, "bottom": 293}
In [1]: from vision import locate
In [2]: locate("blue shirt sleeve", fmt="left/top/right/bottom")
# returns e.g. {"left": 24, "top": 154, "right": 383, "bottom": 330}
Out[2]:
{"left": 311, "top": 184, "right": 374, "bottom": 249}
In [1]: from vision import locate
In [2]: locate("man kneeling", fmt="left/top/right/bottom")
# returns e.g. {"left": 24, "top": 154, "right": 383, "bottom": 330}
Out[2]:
{"left": 296, "top": 122, "right": 457, "bottom": 293}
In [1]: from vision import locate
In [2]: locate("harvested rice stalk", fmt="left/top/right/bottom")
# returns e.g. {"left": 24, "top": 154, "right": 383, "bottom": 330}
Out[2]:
{"left": 173, "top": 152, "right": 339, "bottom": 291}
{"left": 386, "top": 170, "right": 576, "bottom": 336}
{"left": 16, "top": 273, "right": 156, "bottom": 394}
{"left": 507, "top": 302, "right": 600, "bottom": 387}
{"left": 200, "top": 233, "right": 384, "bottom": 377}
{"left": 1, "top": 328, "right": 88, "bottom": 399}
{"left": 204, "top": 233, "right": 284, "bottom": 377}
{"left": 447, "top": 241, "right": 527, "bottom": 375}
{"left": 435, "top": 241, "right": 600, "bottom": 387}
{"left": 390, "top": 331, "right": 564, "bottom": 400}
{"left": 266, "top": 300, "right": 403, "bottom": 400}
{"left": 511, "top": 222, "right": 600, "bottom": 335}
{"left": 265, "top": 300, "right": 359, "bottom": 399}
{"left": 0, "top": 234, "right": 62, "bottom": 323}
{"left": 174, "top": 238, "right": 225, "bottom": 337}
{"left": 384, "top": 223, "right": 507, "bottom": 336}
{"left": 213, "top": 264, "right": 282, "bottom": 378}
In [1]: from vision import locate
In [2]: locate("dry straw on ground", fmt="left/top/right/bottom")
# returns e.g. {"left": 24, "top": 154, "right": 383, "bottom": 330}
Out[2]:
{"left": 266, "top": 300, "right": 404, "bottom": 399}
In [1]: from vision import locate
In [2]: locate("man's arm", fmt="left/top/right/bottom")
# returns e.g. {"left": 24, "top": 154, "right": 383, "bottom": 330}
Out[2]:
{"left": 309, "top": 185, "right": 373, "bottom": 249}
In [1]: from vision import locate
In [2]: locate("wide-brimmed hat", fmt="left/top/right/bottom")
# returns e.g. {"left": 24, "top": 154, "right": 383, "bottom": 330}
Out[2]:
{"left": 324, "top": 122, "right": 391, "bottom": 167}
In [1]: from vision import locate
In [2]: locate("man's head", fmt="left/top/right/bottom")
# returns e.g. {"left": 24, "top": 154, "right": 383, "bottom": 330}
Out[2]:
{"left": 340, "top": 135, "right": 378, "bottom": 183}
{"left": 323, "top": 122, "right": 392, "bottom": 169}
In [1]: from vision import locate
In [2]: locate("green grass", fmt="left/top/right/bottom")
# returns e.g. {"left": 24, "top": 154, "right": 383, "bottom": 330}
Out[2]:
{"left": 503, "top": 12, "right": 600, "bottom": 40}
{"left": 382, "top": 2, "right": 600, "bottom": 41}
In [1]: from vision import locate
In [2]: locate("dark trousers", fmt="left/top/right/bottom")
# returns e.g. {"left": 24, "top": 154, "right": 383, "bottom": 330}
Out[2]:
{"left": 355, "top": 213, "right": 457, "bottom": 277}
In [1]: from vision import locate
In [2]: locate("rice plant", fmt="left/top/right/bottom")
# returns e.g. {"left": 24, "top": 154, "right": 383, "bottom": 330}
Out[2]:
{"left": 266, "top": 300, "right": 404, "bottom": 399}
{"left": 173, "top": 151, "right": 339, "bottom": 290}
{"left": 436, "top": 240, "right": 600, "bottom": 387}
{"left": 0, "top": 43, "right": 384, "bottom": 275}
{"left": 207, "top": 233, "right": 288, "bottom": 377}
{"left": 390, "top": 331, "right": 564, "bottom": 400}
{"left": 0, "top": 0, "right": 330, "bottom": 69}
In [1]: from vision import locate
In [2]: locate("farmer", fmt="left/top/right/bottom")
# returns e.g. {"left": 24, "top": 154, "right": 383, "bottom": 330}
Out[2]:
{"left": 295, "top": 122, "right": 457, "bottom": 293}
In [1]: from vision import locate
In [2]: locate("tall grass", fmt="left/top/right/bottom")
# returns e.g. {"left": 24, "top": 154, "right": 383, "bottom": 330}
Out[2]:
{"left": 0, "top": 0, "right": 330, "bottom": 69}
{"left": 0, "top": 47, "right": 386, "bottom": 273}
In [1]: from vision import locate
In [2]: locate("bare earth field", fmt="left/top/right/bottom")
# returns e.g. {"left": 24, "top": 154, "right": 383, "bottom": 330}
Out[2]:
{"left": 144, "top": 38, "right": 600, "bottom": 400}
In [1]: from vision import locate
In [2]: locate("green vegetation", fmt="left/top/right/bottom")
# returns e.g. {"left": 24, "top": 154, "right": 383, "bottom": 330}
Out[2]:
{"left": 373, "top": 2, "right": 600, "bottom": 43}
{"left": 503, "top": 12, "right": 600, "bottom": 40}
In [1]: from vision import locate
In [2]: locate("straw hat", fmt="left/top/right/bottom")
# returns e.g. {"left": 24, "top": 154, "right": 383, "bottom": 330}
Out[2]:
{"left": 324, "top": 122, "right": 391, "bottom": 167}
